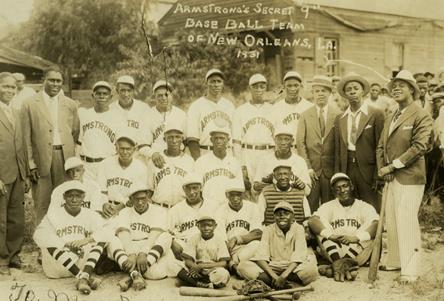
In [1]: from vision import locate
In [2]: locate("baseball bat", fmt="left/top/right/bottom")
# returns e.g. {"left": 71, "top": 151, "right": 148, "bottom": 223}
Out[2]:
{"left": 368, "top": 183, "right": 388, "bottom": 282}
{"left": 213, "top": 285, "right": 314, "bottom": 301}
{"left": 179, "top": 286, "right": 236, "bottom": 297}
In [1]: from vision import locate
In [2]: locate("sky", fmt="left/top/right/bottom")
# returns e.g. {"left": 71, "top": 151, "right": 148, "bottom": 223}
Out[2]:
{"left": 0, "top": 0, "right": 33, "bottom": 25}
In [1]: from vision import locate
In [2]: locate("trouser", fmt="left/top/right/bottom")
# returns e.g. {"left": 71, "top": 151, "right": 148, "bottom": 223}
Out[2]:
{"left": 316, "top": 236, "right": 373, "bottom": 266}
{"left": 82, "top": 160, "right": 102, "bottom": 183}
{"left": 384, "top": 178, "right": 423, "bottom": 277}
{"left": 230, "top": 241, "right": 260, "bottom": 264}
{"left": 180, "top": 266, "right": 230, "bottom": 286}
{"left": 307, "top": 172, "right": 332, "bottom": 213}
{"left": 0, "top": 176, "right": 24, "bottom": 266}
{"left": 33, "top": 149, "right": 65, "bottom": 227}
{"left": 242, "top": 148, "right": 273, "bottom": 183}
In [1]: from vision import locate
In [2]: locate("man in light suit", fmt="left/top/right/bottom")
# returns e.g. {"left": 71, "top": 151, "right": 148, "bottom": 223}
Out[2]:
{"left": 22, "top": 66, "right": 79, "bottom": 227}
{"left": 0, "top": 73, "right": 30, "bottom": 275}
{"left": 297, "top": 75, "right": 341, "bottom": 212}
{"left": 335, "top": 73, "right": 385, "bottom": 211}
{"left": 377, "top": 70, "right": 433, "bottom": 284}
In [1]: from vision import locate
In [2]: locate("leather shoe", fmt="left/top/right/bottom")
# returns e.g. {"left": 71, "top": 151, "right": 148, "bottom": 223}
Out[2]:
{"left": 0, "top": 265, "right": 10, "bottom": 275}
{"left": 9, "top": 256, "right": 22, "bottom": 269}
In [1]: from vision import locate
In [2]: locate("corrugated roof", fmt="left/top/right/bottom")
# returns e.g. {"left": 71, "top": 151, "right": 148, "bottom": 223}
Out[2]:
{"left": 0, "top": 46, "right": 55, "bottom": 70}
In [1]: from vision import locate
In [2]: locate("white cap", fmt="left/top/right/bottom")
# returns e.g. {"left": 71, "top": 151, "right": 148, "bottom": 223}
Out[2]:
{"left": 249, "top": 73, "right": 267, "bottom": 86}
{"left": 116, "top": 133, "right": 137, "bottom": 146}
{"left": 129, "top": 183, "right": 150, "bottom": 197}
{"left": 116, "top": 75, "right": 135, "bottom": 87}
{"left": 164, "top": 120, "right": 184, "bottom": 134}
{"left": 330, "top": 172, "right": 351, "bottom": 186}
{"left": 92, "top": 81, "right": 112, "bottom": 92}
{"left": 64, "top": 157, "right": 83, "bottom": 171}
{"left": 274, "top": 125, "right": 293, "bottom": 137}
{"left": 225, "top": 180, "right": 245, "bottom": 194}
{"left": 197, "top": 214, "right": 216, "bottom": 223}
{"left": 283, "top": 71, "right": 302, "bottom": 82}
{"left": 153, "top": 80, "right": 173, "bottom": 93}
{"left": 182, "top": 172, "right": 203, "bottom": 187}
{"left": 61, "top": 180, "right": 86, "bottom": 193}
{"left": 205, "top": 68, "right": 224, "bottom": 81}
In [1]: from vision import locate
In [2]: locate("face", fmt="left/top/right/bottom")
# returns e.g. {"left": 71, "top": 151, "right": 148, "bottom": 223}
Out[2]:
{"left": 249, "top": 82, "right": 267, "bottom": 101}
{"left": 197, "top": 220, "right": 216, "bottom": 239}
{"left": 0, "top": 76, "right": 17, "bottom": 103}
{"left": 390, "top": 80, "right": 414, "bottom": 103}
{"left": 116, "top": 140, "right": 135, "bottom": 162}
{"left": 429, "top": 84, "right": 437, "bottom": 94}
{"left": 154, "top": 87, "right": 172, "bottom": 110}
{"left": 131, "top": 191, "right": 150, "bottom": 214}
{"left": 226, "top": 191, "right": 243, "bottom": 211}
{"left": 210, "top": 132, "right": 229, "bottom": 151}
{"left": 93, "top": 87, "right": 112, "bottom": 106}
{"left": 274, "top": 134, "right": 293, "bottom": 152}
{"left": 164, "top": 130, "right": 183, "bottom": 151}
{"left": 64, "top": 189, "right": 85, "bottom": 213}
{"left": 274, "top": 209, "right": 293, "bottom": 230}
{"left": 206, "top": 75, "right": 224, "bottom": 96}
{"left": 66, "top": 166, "right": 84, "bottom": 181}
{"left": 116, "top": 83, "right": 134, "bottom": 105}
{"left": 183, "top": 183, "right": 202, "bottom": 204}
{"left": 273, "top": 167, "right": 292, "bottom": 189}
{"left": 15, "top": 79, "right": 24, "bottom": 90}
{"left": 432, "top": 97, "right": 444, "bottom": 110}
{"left": 370, "top": 85, "right": 381, "bottom": 99}
{"left": 312, "top": 85, "right": 331, "bottom": 107}
{"left": 44, "top": 71, "right": 63, "bottom": 97}
{"left": 417, "top": 82, "right": 428, "bottom": 97}
{"left": 344, "top": 81, "right": 364, "bottom": 103}
{"left": 333, "top": 179, "right": 353, "bottom": 202}
{"left": 284, "top": 78, "right": 301, "bottom": 99}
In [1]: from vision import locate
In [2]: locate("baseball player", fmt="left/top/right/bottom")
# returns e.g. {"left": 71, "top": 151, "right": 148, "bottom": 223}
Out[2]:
{"left": 49, "top": 157, "right": 107, "bottom": 216}
{"left": 106, "top": 184, "right": 183, "bottom": 291}
{"left": 233, "top": 73, "right": 275, "bottom": 182}
{"left": 237, "top": 201, "right": 319, "bottom": 288}
{"left": 215, "top": 183, "right": 263, "bottom": 276}
{"left": 194, "top": 124, "right": 245, "bottom": 209}
{"left": 308, "top": 173, "right": 379, "bottom": 280}
{"left": 168, "top": 173, "right": 214, "bottom": 260}
{"left": 33, "top": 180, "right": 109, "bottom": 295}
{"left": 271, "top": 71, "right": 313, "bottom": 141}
{"left": 97, "top": 135, "right": 148, "bottom": 215}
{"left": 78, "top": 81, "right": 125, "bottom": 181}
{"left": 177, "top": 214, "right": 231, "bottom": 289}
{"left": 147, "top": 122, "right": 194, "bottom": 209}
{"left": 187, "top": 68, "right": 235, "bottom": 160}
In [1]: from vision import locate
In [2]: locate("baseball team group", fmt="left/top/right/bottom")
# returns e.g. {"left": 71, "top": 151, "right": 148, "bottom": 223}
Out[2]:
{"left": 0, "top": 64, "right": 442, "bottom": 295}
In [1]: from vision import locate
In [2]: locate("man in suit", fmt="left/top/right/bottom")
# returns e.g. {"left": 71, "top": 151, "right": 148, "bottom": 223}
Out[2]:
{"left": 0, "top": 73, "right": 30, "bottom": 275}
{"left": 22, "top": 66, "right": 79, "bottom": 227}
{"left": 377, "top": 70, "right": 433, "bottom": 284}
{"left": 335, "top": 73, "right": 385, "bottom": 211}
{"left": 297, "top": 75, "right": 341, "bottom": 212}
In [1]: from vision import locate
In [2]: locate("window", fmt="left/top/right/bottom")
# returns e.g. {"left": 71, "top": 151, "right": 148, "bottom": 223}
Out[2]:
{"left": 323, "top": 37, "right": 339, "bottom": 76}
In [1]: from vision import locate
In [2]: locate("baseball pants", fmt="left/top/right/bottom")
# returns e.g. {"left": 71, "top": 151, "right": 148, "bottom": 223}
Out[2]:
{"left": 316, "top": 236, "right": 373, "bottom": 266}
{"left": 230, "top": 241, "right": 261, "bottom": 264}
{"left": 242, "top": 149, "right": 273, "bottom": 182}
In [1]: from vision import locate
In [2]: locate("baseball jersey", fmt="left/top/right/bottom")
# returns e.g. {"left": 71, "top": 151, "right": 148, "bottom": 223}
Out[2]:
{"left": 147, "top": 151, "right": 194, "bottom": 206}
{"left": 313, "top": 199, "right": 379, "bottom": 236}
{"left": 109, "top": 99, "right": 153, "bottom": 146}
{"left": 233, "top": 102, "right": 275, "bottom": 146}
{"left": 168, "top": 200, "right": 215, "bottom": 243}
{"left": 194, "top": 152, "right": 244, "bottom": 208}
{"left": 78, "top": 107, "right": 125, "bottom": 159}
{"left": 216, "top": 201, "right": 263, "bottom": 240}
{"left": 97, "top": 156, "right": 148, "bottom": 202}
{"left": 187, "top": 96, "right": 235, "bottom": 146}
{"left": 183, "top": 233, "right": 230, "bottom": 263}
{"left": 149, "top": 106, "right": 187, "bottom": 152}
{"left": 271, "top": 98, "right": 313, "bottom": 139}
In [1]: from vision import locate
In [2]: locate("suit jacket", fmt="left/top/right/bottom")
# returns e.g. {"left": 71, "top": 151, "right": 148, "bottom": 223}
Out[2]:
{"left": 376, "top": 102, "right": 433, "bottom": 185}
{"left": 335, "top": 105, "right": 385, "bottom": 184}
{"left": 297, "top": 104, "right": 341, "bottom": 178}
{"left": 0, "top": 107, "right": 28, "bottom": 184}
{"left": 22, "top": 91, "right": 79, "bottom": 177}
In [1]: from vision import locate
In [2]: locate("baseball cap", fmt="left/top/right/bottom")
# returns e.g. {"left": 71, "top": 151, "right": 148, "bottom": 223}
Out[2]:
{"left": 164, "top": 120, "right": 184, "bottom": 134}
{"left": 431, "top": 92, "right": 444, "bottom": 101}
{"left": 92, "top": 81, "right": 112, "bottom": 92}
{"left": 61, "top": 180, "right": 86, "bottom": 194}
{"left": 415, "top": 75, "right": 428, "bottom": 84}
{"left": 283, "top": 71, "right": 302, "bottom": 83}
{"left": 225, "top": 180, "right": 245, "bottom": 194}
{"left": 182, "top": 172, "right": 203, "bottom": 187}
{"left": 64, "top": 157, "right": 83, "bottom": 171}
{"left": 209, "top": 120, "right": 230, "bottom": 137}
{"left": 273, "top": 164, "right": 292, "bottom": 172}
{"left": 274, "top": 125, "right": 293, "bottom": 137}
{"left": 330, "top": 172, "right": 351, "bottom": 186}
{"left": 153, "top": 80, "right": 173, "bottom": 93}
{"left": 129, "top": 183, "right": 150, "bottom": 197}
{"left": 205, "top": 69, "right": 224, "bottom": 81}
{"left": 116, "top": 134, "right": 137, "bottom": 146}
{"left": 273, "top": 201, "right": 294, "bottom": 214}
{"left": 197, "top": 214, "right": 216, "bottom": 223}
{"left": 249, "top": 73, "right": 267, "bottom": 86}
{"left": 116, "top": 75, "right": 135, "bottom": 87}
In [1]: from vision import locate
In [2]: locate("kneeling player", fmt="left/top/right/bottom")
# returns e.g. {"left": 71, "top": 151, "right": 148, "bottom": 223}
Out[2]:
{"left": 237, "top": 202, "right": 319, "bottom": 288}
{"left": 33, "top": 180, "right": 108, "bottom": 295}
{"left": 308, "top": 173, "right": 379, "bottom": 282}
{"left": 177, "top": 215, "right": 231, "bottom": 288}
{"left": 107, "top": 184, "right": 183, "bottom": 291}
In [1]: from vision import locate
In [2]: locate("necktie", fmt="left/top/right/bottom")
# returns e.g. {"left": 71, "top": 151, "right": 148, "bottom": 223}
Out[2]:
{"left": 393, "top": 110, "right": 401, "bottom": 124}
{"left": 319, "top": 108, "right": 325, "bottom": 137}
{"left": 350, "top": 112, "right": 358, "bottom": 145}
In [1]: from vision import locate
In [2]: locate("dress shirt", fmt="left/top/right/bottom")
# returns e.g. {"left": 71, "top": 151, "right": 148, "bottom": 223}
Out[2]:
{"left": 344, "top": 103, "right": 368, "bottom": 151}
{"left": 0, "top": 100, "right": 14, "bottom": 126}
{"left": 43, "top": 90, "right": 62, "bottom": 145}
{"left": 389, "top": 106, "right": 407, "bottom": 169}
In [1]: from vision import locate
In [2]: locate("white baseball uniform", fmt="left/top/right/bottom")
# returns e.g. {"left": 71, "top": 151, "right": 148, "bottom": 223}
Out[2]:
{"left": 149, "top": 106, "right": 187, "bottom": 152}
{"left": 194, "top": 152, "right": 244, "bottom": 208}
{"left": 271, "top": 98, "right": 313, "bottom": 140}
{"left": 147, "top": 151, "right": 194, "bottom": 207}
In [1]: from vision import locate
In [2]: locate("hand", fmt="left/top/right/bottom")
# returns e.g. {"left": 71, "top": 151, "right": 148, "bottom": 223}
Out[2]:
{"left": 372, "top": 179, "right": 385, "bottom": 191}
{"left": 339, "top": 235, "right": 359, "bottom": 245}
{"left": 308, "top": 169, "right": 318, "bottom": 185}
{"left": 102, "top": 203, "right": 116, "bottom": 218}
{"left": 253, "top": 181, "right": 267, "bottom": 192}
{"left": 24, "top": 178, "right": 31, "bottom": 193}
{"left": 151, "top": 152, "right": 165, "bottom": 169}
{"left": 122, "top": 254, "right": 137, "bottom": 272}
{"left": 189, "top": 264, "right": 203, "bottom": 278}
{"left": 227, "top": 237, "right": 238, "bottom": 252}
{"left": 0, "top": 180, "right": 7, "bottom": 196}
{"left": 30, "top": 168, "right": 40, "bottom": 183}
{"left": 292, "top": 176, "right": 305, "bottom": 190}
{"left": 329, "top": 234, "right": 343, "bottom": 244}
{"left": 66, "top": 237, "right": 93, "bottom": 250}
{"left": 383, "top": 174, "right": 394, "bottom": 182}
{"left": 378, "top": 165, "right": 393, "bottom": 178}
{"left": 272, "top": 275, "right": 287, "bottom": 289}
{"left": 136, "top": 253, "right": 148, "bottom": 275}
{"left": 171, "top": 240, "right": 183, "bottom": 260}
{"left": 331, "top": 258, "right": 359, "bottom": 282}
{"left": 261, "top": 173, "right": 274, "bottom": 184}
{"left": 243, "top": 176, "right": 252, "bottom": 191}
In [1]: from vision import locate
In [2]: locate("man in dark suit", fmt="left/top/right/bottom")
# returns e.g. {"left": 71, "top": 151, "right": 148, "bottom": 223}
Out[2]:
{"left": 0, "top": 73, "right": 30, "bottom": 275}
{"left": 297, "top": 75, "right": 341, "bottom": 212}
{"left": 377, "top": 70, "right": 433, "bottom": 284}
{"left": 335, "top": 73, "right": 385, "bottom": 211}
{"left": 22, "top": 66, "right": 79, "bottom": 228}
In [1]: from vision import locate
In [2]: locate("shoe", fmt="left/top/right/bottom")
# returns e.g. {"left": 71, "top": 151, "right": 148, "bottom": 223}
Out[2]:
{"left": 379, "top": 265, "right": 401, "bottom": 271}
{"left": 132, "top": 272, "right": 146, "bottom": 291}
{"left": 196, "top": 281, "right": 213, "bottom": 289}
{"left": 88, "top": 275, "right": 102, "bottom": 290}
{"left": 0, "top": 265, "right": 10, "bottom": 276}
{"left": 397, "top": 275, "right": 418, "bottom": 285}
{"left": 118, "top": 275, "right": 132, "bottom": 292}
{"left": 76, "top": 278, "right": 91, "bottom": 295}
{"left": 37, "top": 251, "right": 42, "bottom": 265}
{"left": 9, "top": 256, "right": 22, "bottom": 269}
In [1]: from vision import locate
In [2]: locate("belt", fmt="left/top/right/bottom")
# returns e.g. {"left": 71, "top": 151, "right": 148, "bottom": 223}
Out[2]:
{"left": 80, "top": 155, "right": 105, "bottom": 163}
{"left": 151, "top": 201, "right": 172, "bottom": 209}
{"left": 199, "top": 145, "right": 213, "bottom": 151}
{"left": 241, "top": 144, "right": 274, "bottom": 150}
{"left": 347, "top": 150, "right": 357, "bottom": 163}
{"left": 53, "top": 145, "right": 63, "bottom": 150}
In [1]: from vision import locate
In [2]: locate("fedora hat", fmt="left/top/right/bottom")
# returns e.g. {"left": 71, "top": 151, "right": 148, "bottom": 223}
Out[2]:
{"left": 311, "top": 75, "right": 332, "bottom": 91}
{"left": 337, "top": 72, "right": 370, "bottom": 98}
{"left": 387, "top": 70, "right": 420, "bottom": 100}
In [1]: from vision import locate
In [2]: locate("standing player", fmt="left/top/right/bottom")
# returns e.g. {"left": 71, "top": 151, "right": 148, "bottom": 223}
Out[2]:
{"left": 33, "top": 180, "right": 108, "bottom": 294}
{"left": 233, "top": 73, "right": 275, "bottom": 182}
{"left": 147, "top": 122, "right": 194, "bottom": 209}
{"left": 187, "top": 68, "right": 235, "bottom": 160}
{"left": 78, "top": 81, "right": 124, "bottom": 181}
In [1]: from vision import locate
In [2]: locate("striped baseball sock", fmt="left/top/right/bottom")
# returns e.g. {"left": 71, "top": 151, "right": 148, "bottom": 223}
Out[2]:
{"left": 46, "top": 247, "right": 81, "bottom": 276}
{"left": 82, "top": 242, "right": 106, "bottom": 275}
{"left": 345, "top": 243, "right": 362, "bottom": 259}
{"left": 321, "top": 238, "right": 340, "bottom": 262}
{"left": 112, "top": 248, "right": 129, "bottom": 269}
{"left": 145, "top": 245, "right": 164, "bottom": 268}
